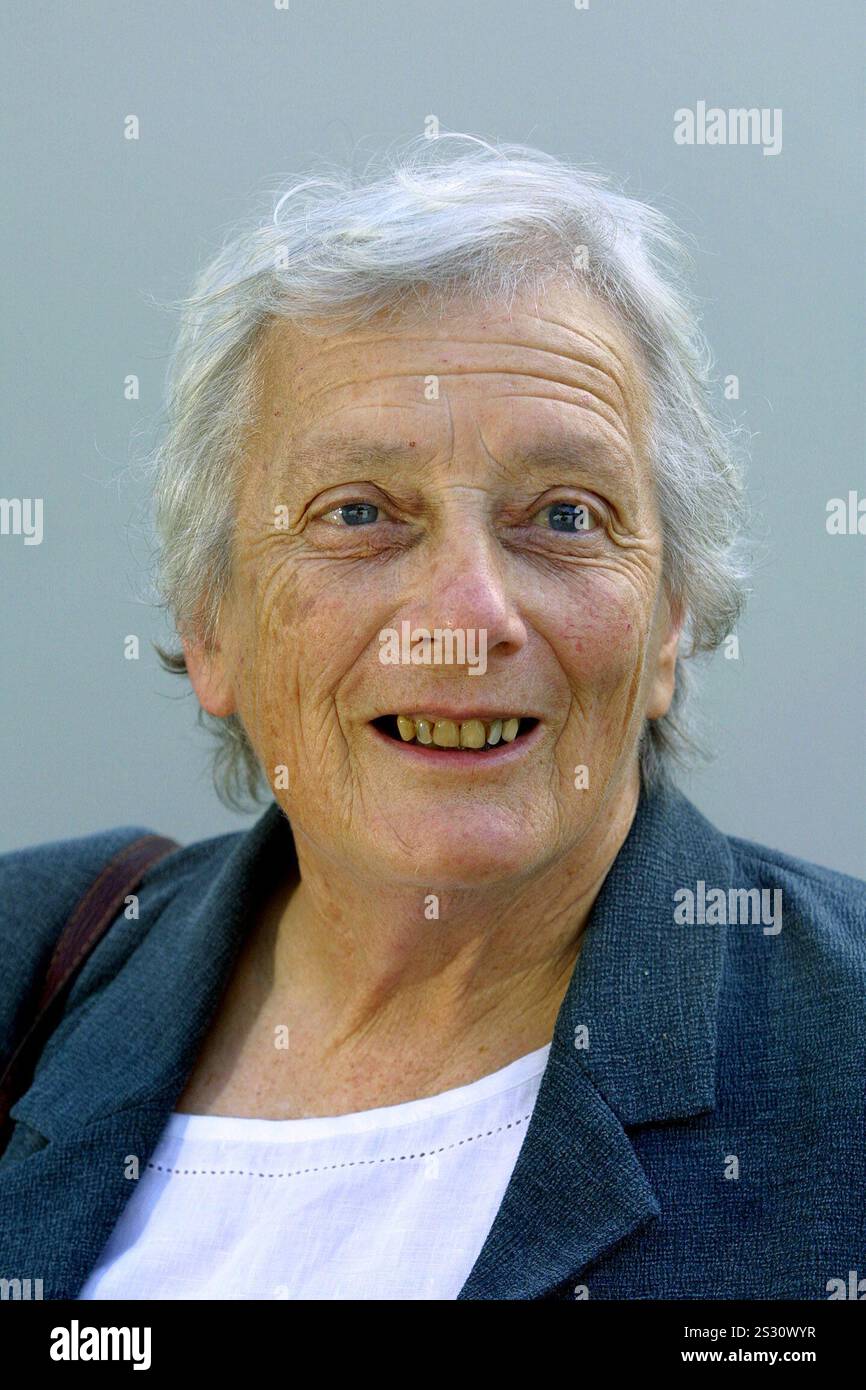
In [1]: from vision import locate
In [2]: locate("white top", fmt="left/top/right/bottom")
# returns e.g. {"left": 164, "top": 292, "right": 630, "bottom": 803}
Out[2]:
{"left": 78, "top": 1043, "right": 551, "bottom": 1301}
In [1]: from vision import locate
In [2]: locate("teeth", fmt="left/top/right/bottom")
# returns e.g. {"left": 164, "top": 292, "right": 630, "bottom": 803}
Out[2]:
{"left": 390, "top": 715, "right": 527, "bottom": 749}
{"left": 459, "top": 719, "right": 486, "bottom": 749}
{"left": 433, "top": 718, "right": 459, "bottom": 748}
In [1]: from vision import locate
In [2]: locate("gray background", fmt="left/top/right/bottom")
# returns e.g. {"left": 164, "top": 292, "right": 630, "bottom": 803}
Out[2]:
{"left": 2, "top": 0, "right": 863, "bottom": 873}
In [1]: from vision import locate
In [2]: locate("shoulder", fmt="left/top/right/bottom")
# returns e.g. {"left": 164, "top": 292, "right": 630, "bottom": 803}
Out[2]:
{"left": 0, "top": 822, "right": 160, "bottom": 945}
{"left": 658, "top": 785, "right": 866, "bottom": 1031}
{"left": 725, "top": 831, "right": 866, "bottom": 938}
{"left": 714, "top": 830, "right": 865, "bottom": 1064}
{"left": 0, "top": 820, "right": 244, "bottom": 935}
{"left": 0, "top": 818, "right": 251, "bottom": 1065}
{"left": 0, "top": 824, "right": 157, "bottom": 1047}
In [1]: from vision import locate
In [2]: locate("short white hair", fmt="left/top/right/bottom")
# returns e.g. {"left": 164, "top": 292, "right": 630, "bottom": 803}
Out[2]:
{"left": 151, "top": 132, "right": 749, "bottom": 808}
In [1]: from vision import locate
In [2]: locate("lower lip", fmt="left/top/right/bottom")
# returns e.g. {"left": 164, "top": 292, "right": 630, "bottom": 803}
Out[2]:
{"left": 368, "top": 720, "right": 543, "bottom": 769}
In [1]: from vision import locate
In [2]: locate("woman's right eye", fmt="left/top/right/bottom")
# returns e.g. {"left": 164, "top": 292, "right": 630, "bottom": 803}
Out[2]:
{"left": 323, "top": 502, "right": 380, "bottom": 526}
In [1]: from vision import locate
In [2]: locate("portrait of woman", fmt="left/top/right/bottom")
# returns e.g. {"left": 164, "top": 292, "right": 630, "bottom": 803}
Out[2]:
{"left": 1, "top": 3, "right": 863, "bottom": 1327}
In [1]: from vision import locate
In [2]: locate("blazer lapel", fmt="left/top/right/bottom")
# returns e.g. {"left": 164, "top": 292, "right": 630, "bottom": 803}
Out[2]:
{"left": 456, "top": 1011, "right": 661, "bottom": 1300}
{"left": 457, "top": 783, "right": 732, "bottom": 1299}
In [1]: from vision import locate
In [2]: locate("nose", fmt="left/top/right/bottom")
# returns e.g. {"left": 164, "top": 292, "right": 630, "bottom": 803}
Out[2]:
{"left": 401, "top": 515, "right": 528, "bottom": 672}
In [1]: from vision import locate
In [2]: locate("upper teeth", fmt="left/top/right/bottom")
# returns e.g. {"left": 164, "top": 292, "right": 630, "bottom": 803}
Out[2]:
{"left": 395, "top": 715, "right": 522, "bottom": 748}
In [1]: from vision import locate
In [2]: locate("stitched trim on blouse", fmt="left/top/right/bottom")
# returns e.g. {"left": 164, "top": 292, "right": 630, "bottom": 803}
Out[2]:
{"left": 146, "top": 1110, "right": 533, "bottom": 1179}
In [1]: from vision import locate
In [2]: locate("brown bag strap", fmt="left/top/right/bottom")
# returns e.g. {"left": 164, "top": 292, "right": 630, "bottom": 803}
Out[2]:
{"left": 0, "top": 832, "right": 180, "bottom": 1146}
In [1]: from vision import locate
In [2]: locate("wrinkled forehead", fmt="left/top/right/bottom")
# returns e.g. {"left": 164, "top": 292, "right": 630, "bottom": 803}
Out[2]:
{"left": 246, "top": 281, "right": 656, "bottom": 482}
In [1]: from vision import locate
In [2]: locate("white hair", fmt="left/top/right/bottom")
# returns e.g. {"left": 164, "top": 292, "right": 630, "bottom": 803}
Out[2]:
{"left": 150, "top": 132, "right": 749, "bottom": 808}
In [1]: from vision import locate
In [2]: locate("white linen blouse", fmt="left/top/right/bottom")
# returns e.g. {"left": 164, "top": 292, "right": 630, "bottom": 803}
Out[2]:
{"left": 78, "top": 1043, "right": 551, "bottom": 1300}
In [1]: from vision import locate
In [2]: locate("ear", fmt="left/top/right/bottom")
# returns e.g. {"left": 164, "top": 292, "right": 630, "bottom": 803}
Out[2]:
{"left": 182, "top": 635, "right": 237, "bottom": 718}
{"left": 645, "top": 590, "right": 683, "bottom": 721}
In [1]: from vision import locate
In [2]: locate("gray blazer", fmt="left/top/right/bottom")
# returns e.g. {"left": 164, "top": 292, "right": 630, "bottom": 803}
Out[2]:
{"left": 1, "top": 783, "right": 864, "bottom": 1299}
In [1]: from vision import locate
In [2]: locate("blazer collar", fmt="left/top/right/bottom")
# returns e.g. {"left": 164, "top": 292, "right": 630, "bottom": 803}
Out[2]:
{"left": 3, "top": 781, "right": 731, "bottom": 1299}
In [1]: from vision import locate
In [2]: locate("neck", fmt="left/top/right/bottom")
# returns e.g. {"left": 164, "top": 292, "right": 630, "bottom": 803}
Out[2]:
{"left": 265, "top": 767, "right": 641, "bottom": 1074}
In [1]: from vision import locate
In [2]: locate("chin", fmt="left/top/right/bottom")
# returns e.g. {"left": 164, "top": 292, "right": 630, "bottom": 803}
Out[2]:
{"left": 378, "top": 801, "right": 560, "bottom": 890}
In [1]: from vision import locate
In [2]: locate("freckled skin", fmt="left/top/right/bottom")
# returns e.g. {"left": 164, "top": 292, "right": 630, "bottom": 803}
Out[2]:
{"left": 185, "top": 282, "right": 680, "bottom": 895}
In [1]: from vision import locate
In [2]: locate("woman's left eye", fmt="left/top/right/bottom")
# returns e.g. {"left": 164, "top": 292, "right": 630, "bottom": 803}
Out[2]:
{"left": 532, "top": 501, "right": 598, "bottom": 534}
{"left": 325, "top": 502, "right": 380, "bottom": 526}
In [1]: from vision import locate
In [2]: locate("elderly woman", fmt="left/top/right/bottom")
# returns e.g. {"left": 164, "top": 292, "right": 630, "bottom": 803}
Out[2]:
{"left": 1, "top": 135, "right": 863, "bottom": 1303}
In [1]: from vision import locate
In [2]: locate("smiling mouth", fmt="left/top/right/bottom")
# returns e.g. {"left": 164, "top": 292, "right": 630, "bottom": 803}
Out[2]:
{"left": 372, "top": 714, "right": 539, "bottom": 751}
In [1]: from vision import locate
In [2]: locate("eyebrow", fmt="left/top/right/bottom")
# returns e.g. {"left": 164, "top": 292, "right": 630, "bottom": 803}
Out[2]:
{"left": 292, "top": 439, "right": 421, "bottom": 473}
{"left": 513, "top": 440, "right": 626, "bottom": 477}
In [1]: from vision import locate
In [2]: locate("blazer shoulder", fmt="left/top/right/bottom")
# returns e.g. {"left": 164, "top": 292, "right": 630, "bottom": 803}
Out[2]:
{"left": 724, "top": 831, "right": 866, "bottom": 951}
{"left": 0, "top": 824, "right": 158, "bottom": 1048}
{"left": 726, "top": 832, "right": 865, "bottom": 899}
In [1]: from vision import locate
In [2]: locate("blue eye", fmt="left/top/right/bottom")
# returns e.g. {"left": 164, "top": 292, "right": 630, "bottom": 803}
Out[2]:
{"left": 540, "top": 502, "right": 594, "bottom": 533}
{"left": 338, "top": 502, "right": 379, "bottom": 526}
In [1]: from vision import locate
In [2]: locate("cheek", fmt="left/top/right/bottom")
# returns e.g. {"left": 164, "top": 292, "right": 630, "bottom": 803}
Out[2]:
{"left": 556, "top": 584, "right": 646, "bottom": 693}
{"left": 242, "top": 565, "right": 378, "bottom": 721}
